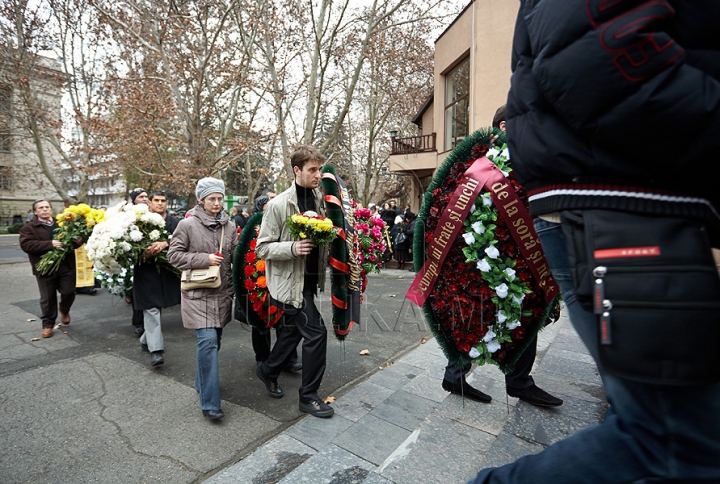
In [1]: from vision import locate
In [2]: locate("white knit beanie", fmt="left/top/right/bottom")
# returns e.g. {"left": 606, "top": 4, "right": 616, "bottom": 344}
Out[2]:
{"left": 196, "top": 177, "right": 225, "bottom": 201}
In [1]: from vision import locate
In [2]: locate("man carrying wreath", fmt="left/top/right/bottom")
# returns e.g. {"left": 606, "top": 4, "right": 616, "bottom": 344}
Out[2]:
{"left": 255, "top": 145, "right": 333, "bottom": 418}
{"left": 441, "top": 106, "right": 563, "bottom": 408}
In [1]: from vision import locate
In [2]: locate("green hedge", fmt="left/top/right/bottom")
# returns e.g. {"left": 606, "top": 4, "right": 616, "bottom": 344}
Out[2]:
{"left": 7, "top": 223, "right": 23, "bottom": 234}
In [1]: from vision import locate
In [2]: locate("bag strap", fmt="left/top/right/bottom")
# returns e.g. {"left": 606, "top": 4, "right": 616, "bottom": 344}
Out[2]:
{"left": 218, "top": 225, "right": 225, "bottom": 255}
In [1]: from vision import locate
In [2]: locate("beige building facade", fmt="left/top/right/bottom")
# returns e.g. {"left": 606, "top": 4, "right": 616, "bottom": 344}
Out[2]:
{"left": 1, "top": 53, "right": 125, "bottom": 226}
{"left": 0, "top": 56, "right": 67, "bottom": 225}
{"left": 389, "top": 0, "right": 517, "bottom": 212}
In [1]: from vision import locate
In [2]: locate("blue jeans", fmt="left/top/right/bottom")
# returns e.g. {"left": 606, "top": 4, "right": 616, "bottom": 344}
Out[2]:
{"left": 194, "top": 328, "right": 223, "bottom": 411}
{"left": 470, "top": 218, "right": 720, "bottom": 484}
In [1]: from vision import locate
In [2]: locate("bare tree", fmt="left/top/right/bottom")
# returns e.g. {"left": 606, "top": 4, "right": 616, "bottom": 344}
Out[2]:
{"left": 94, "top": 0, "right": 268, "bottom": 202}
{"left": 255, "top": 0, "right": 459, "bottom": 178}
{"left": 0, "top": 0, "right": 109, "bottom": 204}
{"left": 2, "top": 0, "right": 464, "bottom": 207}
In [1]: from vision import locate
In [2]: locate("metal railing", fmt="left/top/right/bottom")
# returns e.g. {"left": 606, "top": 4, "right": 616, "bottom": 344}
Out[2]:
{"left": 391, "top": 133, "right": 436, "bottom": 155}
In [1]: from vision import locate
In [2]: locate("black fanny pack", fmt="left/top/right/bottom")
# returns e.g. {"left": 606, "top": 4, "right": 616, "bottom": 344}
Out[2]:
{"left": 561, "top": 210, "right": 720, "bottom": 386}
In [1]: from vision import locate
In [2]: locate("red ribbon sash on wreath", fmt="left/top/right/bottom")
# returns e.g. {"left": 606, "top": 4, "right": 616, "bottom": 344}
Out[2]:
{"left": 407, "top": 156, "right": 559, "bottom": 307}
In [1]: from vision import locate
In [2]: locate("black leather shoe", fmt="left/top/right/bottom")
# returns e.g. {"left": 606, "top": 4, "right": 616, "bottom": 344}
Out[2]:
{"left": 283, "top": 361, "right": 302, "bottom": 372}
{"left": 150, "top": 351, "right": 164, "bottom": 367}
{"left": 134, "top": 326, "right": 144, "bottom": 336}
{"left": 202, "top": 409, "right": 225, "bottom": 420}
{"left": 442, "top": 379, "right": 492, "bottom": 403}
{"left": 507, "top": 384, "right": 563, "bottom": 407}
{"left": 256, "top": 365, "right": 283, "bottom": 398}
{"left": 299, "top": 399, "right": 334, "bottom": 418}
{"left": 141, "top": 343, "right": 149, "bottom": 352}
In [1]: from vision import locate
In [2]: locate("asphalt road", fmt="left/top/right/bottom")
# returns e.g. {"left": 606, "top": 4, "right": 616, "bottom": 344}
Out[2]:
{"left": 7, "top": 274, "right": 428, "bottom": 423}
{"left": 0, "top": 234, "right": 431, "bottom": 483}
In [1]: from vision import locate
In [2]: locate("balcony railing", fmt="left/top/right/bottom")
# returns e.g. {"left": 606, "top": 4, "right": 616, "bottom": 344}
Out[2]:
{"left": 391, "top": 133, "right": 436, "bottom": 155}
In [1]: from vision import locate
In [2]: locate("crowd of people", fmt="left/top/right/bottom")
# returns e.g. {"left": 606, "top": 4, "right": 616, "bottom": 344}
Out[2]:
{"left": 19, "top": 145, "right": 403, "bottom": 422}
{"left": 16, "top": 3, "right": 720, "bottom": 482}
{"left": 18, "top": 135, "right": 557, "bottom": 425}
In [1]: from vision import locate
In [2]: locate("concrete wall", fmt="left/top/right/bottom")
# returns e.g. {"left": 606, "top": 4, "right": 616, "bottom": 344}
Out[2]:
{"left": 421, "top": 104, "right": 434, "bottom": 136}
{"left": 434, "top": 0, "right": 517, "bottom": 152}
{"left": 387, "top": 0, "right": 519, "bottom": 214}
{"left": 470, "top": 0, "right": 517, "bottom": 131}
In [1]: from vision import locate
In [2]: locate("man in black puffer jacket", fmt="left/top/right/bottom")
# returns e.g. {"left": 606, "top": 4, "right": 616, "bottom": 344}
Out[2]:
{"left": 470, "top": 2, "right": 720, "bottom": 483}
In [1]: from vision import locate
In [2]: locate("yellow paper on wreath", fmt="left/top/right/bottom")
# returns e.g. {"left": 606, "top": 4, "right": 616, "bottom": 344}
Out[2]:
{"left": 75, "top": 245, "right": 95, "bottom": 288}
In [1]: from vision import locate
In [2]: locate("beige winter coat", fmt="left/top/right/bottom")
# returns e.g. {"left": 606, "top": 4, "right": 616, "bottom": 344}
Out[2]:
{"left": 168, "top": 208, "right": 237, "bottom": 329}
{"left": 256, "top": 182, "right": 327, "bottom": 308}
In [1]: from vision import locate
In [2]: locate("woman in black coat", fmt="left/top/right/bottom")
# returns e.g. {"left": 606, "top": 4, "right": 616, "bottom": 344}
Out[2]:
{"left": 391, "top": 215, "right": 410, "bottom": 269}
{"left": 403, "top": 212, "right": 416, "bottom": 271}
{"left": 380, "top": 202, "right": 396, "bottom": 228}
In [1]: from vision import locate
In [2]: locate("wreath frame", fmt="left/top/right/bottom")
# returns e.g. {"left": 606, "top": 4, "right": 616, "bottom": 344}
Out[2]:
{"left": 321, "top": 164, "right": 362, "bottom": 341}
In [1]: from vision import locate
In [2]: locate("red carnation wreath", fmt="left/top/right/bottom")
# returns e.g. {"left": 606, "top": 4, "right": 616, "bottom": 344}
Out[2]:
{"left": 233, "top": 211, "right": 285, "bottom": 330}
{"left": 409, "top": 129, "right": 561, "bottom": 373}
{"left": 243, "top": 238, "right": 283, "bottom": 328}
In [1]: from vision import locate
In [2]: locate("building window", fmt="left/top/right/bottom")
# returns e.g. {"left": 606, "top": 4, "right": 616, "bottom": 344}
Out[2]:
{"left": 0, "top": 166, "right": 12, "bottom": 190}
{"left": 444, "top": 57, "right": 469, "bottom": 150}
{"left": 0, "top": 85, "right": 10, "bottom": 153}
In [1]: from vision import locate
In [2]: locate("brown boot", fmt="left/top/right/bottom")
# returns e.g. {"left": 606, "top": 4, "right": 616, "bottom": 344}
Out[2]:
{"left": 60, "top": 309, "right": 70, "bottom": 325}
{"left": 41, "top": 327, "right": 53, "bottom": 338}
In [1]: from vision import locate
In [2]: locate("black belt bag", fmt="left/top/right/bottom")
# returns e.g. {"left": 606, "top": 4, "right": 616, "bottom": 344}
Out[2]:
{"left": 561, "top": 210, "right": 720, "bottom": 386}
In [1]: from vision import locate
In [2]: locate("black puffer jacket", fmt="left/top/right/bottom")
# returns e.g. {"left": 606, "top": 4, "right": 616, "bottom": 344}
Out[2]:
{"left": 507, "top": 1, "right": 720, "bottom": 233}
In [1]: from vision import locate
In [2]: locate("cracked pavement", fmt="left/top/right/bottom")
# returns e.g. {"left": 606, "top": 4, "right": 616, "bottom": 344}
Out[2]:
{"left": 0, "top": 235, "right": 425, "bottom": 483}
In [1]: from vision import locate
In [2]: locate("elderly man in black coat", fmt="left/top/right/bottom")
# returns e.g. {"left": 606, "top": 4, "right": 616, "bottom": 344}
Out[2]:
{"left": 134, "top": 190, "right": 181, "bottom": 367}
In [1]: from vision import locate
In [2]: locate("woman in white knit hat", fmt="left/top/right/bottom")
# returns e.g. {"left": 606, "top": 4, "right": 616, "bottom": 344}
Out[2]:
{"left": 168, "top": 177, "right": 237, "bottom": 420}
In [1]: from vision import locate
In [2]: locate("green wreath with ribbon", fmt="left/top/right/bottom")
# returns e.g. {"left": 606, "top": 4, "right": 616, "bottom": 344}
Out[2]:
{"left": 232, "top": 211, "right": 284, "bottom": 332}
{"left": 412, "top": 128, "right": 561, "bottom": 373}
{"left": 321, "top": 164, "right": 362, "bottom": 341}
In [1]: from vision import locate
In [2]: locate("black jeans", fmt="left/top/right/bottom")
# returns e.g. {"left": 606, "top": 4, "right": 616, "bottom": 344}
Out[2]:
{"left": 252, "top": 325, "right": 299, "bottom": 366}
{"left": 260, "top": 291, "right": 327, "bottom": 403}
{"left": 444, "top": 337, "right": 537, "bottom": 390}
{"left": 132, "top": 309, "right": 144, "bottom": 328}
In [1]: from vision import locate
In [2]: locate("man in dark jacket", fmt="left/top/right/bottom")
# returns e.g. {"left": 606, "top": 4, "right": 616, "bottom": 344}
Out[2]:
{"left": 442, "top": 106, "right": 562, "bottom": 409}
{"left": 233, "top": 205, "right": 247, "bottom": 230}
{"left": 471, "top": 2, "right": 720, "bottom": 483}
{"left": 403, "top": 211, "right": 416, "bottom": 272}
{"left": 134, "top": 190, "right": 181, "bottom": 367}
{"left": 127, "top": 187, "right": 148, "bottom": 336}
{"left": 19, "top": 199, "right": 82, "bottom": 338}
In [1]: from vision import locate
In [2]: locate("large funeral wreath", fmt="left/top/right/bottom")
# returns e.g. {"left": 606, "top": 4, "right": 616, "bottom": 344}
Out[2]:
{"left": 412, "top": 128, "right": 561, "bottom": 374}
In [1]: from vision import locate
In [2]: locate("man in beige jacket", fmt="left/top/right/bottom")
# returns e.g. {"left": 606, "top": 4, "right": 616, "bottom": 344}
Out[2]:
{"left": 255, "top": 145, "right": 332, "bottom": 418}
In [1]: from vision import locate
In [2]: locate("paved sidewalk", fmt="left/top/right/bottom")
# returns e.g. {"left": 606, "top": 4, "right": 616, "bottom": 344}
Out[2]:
{"left": 206, "top": 310, "right": 607, "bottom": 484}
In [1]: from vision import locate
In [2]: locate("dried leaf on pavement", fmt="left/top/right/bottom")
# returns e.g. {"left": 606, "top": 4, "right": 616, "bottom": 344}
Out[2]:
{"left": 54, "top": 324, "right": 61, "bottom": 329}
{"left": 31, "top": 338, "right": 39, "bottom": 341}
{"left": 26, "top": 318, "right": 36, "bottom": 322}
{"left": 359, "top": 349, "right": 370, "bottom": 355}
{"left": 324, "top": 396, "right": 335, "bottom": 404}
{"left": 421, "top": 338, "right": 427, "bottom": 344}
